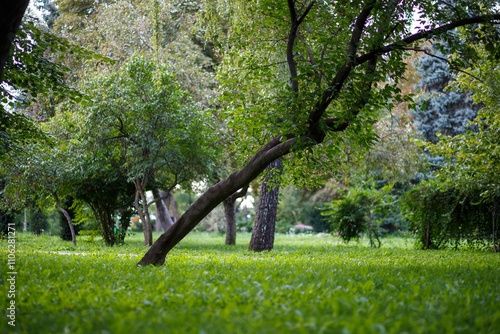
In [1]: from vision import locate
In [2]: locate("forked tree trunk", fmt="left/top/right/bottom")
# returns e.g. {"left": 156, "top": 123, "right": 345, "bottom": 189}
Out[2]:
{"left": 135, "top": 9, "right": 498, "bottom": 266}
{"left": 0, "top": 0, "right": 30, "bottom": 81}
{"left": 249, "top": 157, "right": 283, "bottom": 251}
{"left": 153, "top": 188, "right": 175, "bottom": 232}
{"left": 134, "top": 179, "right": 153, "bottom": 246}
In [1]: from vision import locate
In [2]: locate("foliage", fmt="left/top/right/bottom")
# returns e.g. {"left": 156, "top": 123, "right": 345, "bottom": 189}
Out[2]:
{"left": 403, "top": 44, "right": 500, "bottom": 251}
{"left": 322, "top": 184, "right": 395, "bottom": 247}
{"left": 53, "top": 0, "right": 217, "bottom": 108}
{"left": 1, "top": 12, "right": 106, "bottom": 157}
{"left": 412, "top": 46, "right": 480, "bottom": 143}
{"left": 276, "top": 186, "right": 333, "bottom": 233}
{"left": 1, "top": 232, "right": 499, "bottom": 333}
{"left": 0, "top": 209, "right": 15, "bottom": 237}
{"left": 29, "top": 208, "right": 49, "bottom": 235}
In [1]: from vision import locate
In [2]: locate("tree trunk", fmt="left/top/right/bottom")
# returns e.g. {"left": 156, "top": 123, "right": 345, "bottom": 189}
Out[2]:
{"left": 153, "top": 188, "right": 175, "bottom": 232}
{"left": 249, "top": 157, "right": 283, "bottom": 251}
{"left": 134, "top": 179, "right": 153, "bottom": 246}
{"left": 138, "top": 136, "right": 297, "bottom": 265}
{"left": 223, "top": 185, "right": 248, "bottom": 245}
{"left": 116, "top": 207, "right": 132, "bottom": 245}
{"left": 165, "top": 192, "right": 179, "bottom": 222}
{"left": 0, "top": 0, "right": 30, "bottom": 81}
{"left": 223, "top": 197, "right": 237, "bottom": 245}
{"left": 53, "top": 192, "right": 76, "bottom": 246}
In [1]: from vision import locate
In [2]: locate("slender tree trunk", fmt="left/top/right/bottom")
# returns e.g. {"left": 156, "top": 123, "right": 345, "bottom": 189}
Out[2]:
{"left": 117, "top": 207, "right": 132, "bottom": 245}
{"left": 53, "top": 192, "right": 76, "bottom": 246}
{"left": 0, "top": 0, "right": 30, "bottom": 81}
{"left": 223, "top": 197, "right": 237, "bottom": 245}
{"left": 249, "top": 157, "right": 283, "bottom": 251}
{"left": 223, "top": 186, "right": 248, "bottom": 245}
{"left": 134, "top": 179, "right": 153, "bottom": 246}
{"left": 153, "top": 188, "right": 175, "bottom": 232}
{"left": 165, "top": 192, "right": 179, "bottom": 222}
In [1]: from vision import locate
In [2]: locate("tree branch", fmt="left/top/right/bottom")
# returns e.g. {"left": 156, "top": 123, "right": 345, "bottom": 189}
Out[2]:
{"left": 0, "top": 0, "right": 30, "bottom": 81}
{"left": 287, "top": 0, "right": 315, "bottom": 94}
{"left": 356, "top": 14, "right": 500, "bottom": 65}
{"left": 323, "top": 56, "right": 378, "bottom": 133}
{"left": 308, "top": 0, "right": 376, "bottom": 128}
{"left": 403, "top": 47, "right": 484, "bottom": 82}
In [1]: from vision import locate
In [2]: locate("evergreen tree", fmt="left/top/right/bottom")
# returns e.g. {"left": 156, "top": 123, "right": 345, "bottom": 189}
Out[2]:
{"left": 413, "top": 48, "right": 480, "bottom": 143}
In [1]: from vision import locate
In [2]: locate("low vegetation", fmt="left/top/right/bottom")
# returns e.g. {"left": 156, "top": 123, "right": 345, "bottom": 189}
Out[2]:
{"left": 1, "top": 232, "right": 499, "bottom": 333}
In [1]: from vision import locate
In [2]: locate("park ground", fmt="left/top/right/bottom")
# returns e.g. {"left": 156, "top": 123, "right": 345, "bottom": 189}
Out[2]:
{"left": 1, "top": 232, "right": 499, "bottom": 333}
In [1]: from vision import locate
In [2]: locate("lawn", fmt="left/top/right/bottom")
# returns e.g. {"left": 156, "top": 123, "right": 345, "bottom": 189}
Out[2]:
{"left": 1, "top": 232, "right": 499, "bottom": 333}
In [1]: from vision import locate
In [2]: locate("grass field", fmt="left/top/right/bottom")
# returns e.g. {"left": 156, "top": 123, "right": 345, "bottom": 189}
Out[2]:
{"left": 1, "top": 232, "right": 499, "bottom": 333}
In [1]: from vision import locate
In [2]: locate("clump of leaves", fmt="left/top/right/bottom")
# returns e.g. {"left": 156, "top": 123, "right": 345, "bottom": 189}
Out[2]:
{"left": 322, "top": 184, "right": 394, "bottom": 247}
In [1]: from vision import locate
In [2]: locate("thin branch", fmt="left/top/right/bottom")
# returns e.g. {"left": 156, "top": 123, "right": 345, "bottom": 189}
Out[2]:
{"left": 403, "top": 47, "right": 484, "bottom": 82}
{"left": 347, "top": 0, "right": 377, "bottom": 58}
{"left": 322, "top": 57, "right": 378, "bottom": 133}
{"left": 309, "top": 0, "right": 376, "bottom": 125}
{"left": 356, "top": 14, "right": 500, "bottom": 65}
{"left": 287, "top": 0, "right": 315, "bottom": 94}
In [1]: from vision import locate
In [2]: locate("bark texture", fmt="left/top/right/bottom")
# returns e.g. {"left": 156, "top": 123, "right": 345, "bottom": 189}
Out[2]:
{"left": 0, "top": 0, "right": 29, "bottom": 81}
{"left": 223, "top": 198, "right": 237, "bottom": 245}
{"left": 249, "top": 157, "right": 283, "bottom": 251}
{"left": 134, "top": 179, "right": 153, "bottom": 246}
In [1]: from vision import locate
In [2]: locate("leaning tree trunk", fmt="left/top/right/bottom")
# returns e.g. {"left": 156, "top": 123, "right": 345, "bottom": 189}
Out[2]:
{"left": 53, "top": 192, "right": 76, "bottom": 246}
{"left": 249, "top": 157, "right": 283, "bottom": 251}
{"left": 138, "top": 136, "right": 297, "bottom": 266}
{"left": 0, "top": 0, "right": 30, "bottom": 81}
{"left": 153, "top": 188, "right": 175, "bottom": 232}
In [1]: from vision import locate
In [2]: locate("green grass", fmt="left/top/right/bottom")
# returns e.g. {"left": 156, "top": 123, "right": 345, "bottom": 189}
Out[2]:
{"left": 1, "top": 232, "right": 499, "bottom": 333}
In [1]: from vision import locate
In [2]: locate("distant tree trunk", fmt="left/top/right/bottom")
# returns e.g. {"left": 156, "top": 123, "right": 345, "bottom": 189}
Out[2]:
{"left": 134, "top": 178, "right": 153, "bottom": 246}
{"left": 223, "top": 186, "right": 248, "bottom": 245}
{"left": 153, "top": 188, "right": 175, "bottom": 232}
{"left": 53, "top": 192, "right": 76, "bottom": 246}
{"left": 116, "top": 206, "right": 133, "bottom": 245}
{"left": 249, "top": 157, "right": 283, "bottom": 251}
{"left": 0, "top": 0, "right": 29, "bottom": 81}
{"left": 223, "top": 198, "right": 237, "bottom": 245}
{"left": 165, "top": 192, "right": 179, "bottom": 222}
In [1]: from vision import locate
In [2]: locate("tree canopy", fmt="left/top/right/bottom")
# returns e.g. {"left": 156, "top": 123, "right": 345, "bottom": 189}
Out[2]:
{"left": 139, "top": 0, "right": 500, "bottom": 265}
{"left": 0, "top": 0, "right": 499, "bottom": 264}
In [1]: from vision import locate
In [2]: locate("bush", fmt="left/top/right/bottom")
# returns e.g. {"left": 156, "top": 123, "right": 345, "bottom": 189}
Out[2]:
{"left": 30, "top": 209, "right": 49, "bottom": 235}
{"left": 322, "top": 184, "right": 395, "bottom": 247}
{"left": 400, "top": 180, "right": 499, "bottom": 250}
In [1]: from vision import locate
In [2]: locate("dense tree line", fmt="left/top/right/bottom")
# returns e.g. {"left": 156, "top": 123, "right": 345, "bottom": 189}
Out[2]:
{"left": 0, "top": 1, "right": 499, "bottom": 261}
